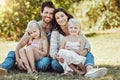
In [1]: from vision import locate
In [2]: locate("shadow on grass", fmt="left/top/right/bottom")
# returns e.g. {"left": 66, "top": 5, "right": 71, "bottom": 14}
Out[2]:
{"left": 85, "top": 32, "right": 113, "bottom": 38}
{"left": 0, "top": 65, "right": 120, "bottom": 80}
{"left": 85, "top": 32, "right": 98, "bottom": 37}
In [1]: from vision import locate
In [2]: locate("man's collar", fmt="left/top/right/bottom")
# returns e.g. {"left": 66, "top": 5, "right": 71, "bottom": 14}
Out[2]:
{"left": 41, "top": 20, "right": 52, "bottom": 33}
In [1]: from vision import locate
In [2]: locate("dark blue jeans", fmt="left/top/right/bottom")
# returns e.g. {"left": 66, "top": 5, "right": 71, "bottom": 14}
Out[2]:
{"left": 0, "top": 51, "right": 51, "bottom": 71}
{"left": 51, "top": 59, "right": 64, "bottom": 73}
{"left": 51, "top": 52, "right": 94, "bottom": 73}
{"left": 84, "top": 52, "right": 94, "bottom": 67}
{"left": 36, "top": 57, "right": 51, "bottom": 71}
{"left": 0, "top": 51, "right": 15, "bottom": 71}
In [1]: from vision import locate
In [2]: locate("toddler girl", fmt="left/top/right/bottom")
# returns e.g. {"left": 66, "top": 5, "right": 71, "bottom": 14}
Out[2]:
{"left": 18, "top": 20, "right": 48, "bottom": 73}
{"left": 57, "top": 18, "right": 86, "bottom": 75}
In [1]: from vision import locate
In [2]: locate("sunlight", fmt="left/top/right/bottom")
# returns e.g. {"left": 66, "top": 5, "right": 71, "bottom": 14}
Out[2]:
{"left": 0, "top": 0, "right": 10, "bottom": 13}
{"left": 0, "top": 0, "right": 6, "bottom": 6}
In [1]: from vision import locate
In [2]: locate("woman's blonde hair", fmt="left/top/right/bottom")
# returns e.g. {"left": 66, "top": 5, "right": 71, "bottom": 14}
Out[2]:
{"left": 68, "top": 18, "right": 82, "bottom": 35}
{"left": 26, "top": 20, "right": 47, "bottom": 40}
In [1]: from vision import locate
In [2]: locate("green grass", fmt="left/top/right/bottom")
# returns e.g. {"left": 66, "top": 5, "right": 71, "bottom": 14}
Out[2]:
{"left": 0, "top": 28, "right": 120, "bottom": 80}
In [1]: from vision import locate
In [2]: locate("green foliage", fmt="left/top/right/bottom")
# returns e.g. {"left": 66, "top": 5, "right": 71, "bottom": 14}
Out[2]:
{"left": 73, "top": 0, "right": 120, "bottom": 31}
{"left": 0, "top": 0, "right": 42, "bottom": 40}
{"left": 0, "top": 0, "right": 120, "bottom": 40}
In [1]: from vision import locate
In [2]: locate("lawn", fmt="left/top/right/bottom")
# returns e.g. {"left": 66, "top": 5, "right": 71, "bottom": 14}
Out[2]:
{"left": 0, "top": 28, "right": 120, "bottom": 80}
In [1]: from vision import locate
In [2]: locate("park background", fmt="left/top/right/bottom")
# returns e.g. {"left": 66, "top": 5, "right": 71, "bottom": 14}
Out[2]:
{"left": 0, "top": 0, "right": 120, "bottom": 80}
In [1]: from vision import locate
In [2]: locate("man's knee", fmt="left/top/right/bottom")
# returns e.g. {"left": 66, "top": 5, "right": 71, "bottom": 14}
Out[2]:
{"left": 36, "top": 57, "right": 51, "bottom": 71}
{"left": 8, "top": 51, "right": 15, "bottom": 59}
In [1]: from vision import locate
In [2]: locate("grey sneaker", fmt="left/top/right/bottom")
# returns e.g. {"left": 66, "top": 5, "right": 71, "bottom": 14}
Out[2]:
{"left": 0, "top": 68, "right": 8, "bottom": 76}
{"left": 84, "top": 67, "right": 107, "bottom": 78}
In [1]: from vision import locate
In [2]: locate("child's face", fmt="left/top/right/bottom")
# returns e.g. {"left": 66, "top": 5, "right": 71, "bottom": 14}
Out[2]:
{"left": 68, "top": 23, "right": 80, "bottom": 36}
{"left": 27, "top": 27, "right": 40, "bottom": 39}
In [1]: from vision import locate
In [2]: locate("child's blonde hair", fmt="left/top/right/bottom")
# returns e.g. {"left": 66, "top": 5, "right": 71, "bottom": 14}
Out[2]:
{"left": 68, "top": 18, "right": 81, "bottom": 35}
{"left": 26, "top": 20, "right": 47, "bottom": 40}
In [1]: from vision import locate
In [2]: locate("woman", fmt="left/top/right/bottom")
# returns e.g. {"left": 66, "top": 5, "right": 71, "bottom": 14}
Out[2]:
{"left": 50, "top": 8, "right": 107, "bottom": 78}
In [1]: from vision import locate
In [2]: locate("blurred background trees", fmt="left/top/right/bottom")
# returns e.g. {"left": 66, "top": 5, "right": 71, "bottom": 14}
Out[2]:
{"left": 0, "top": 0, "right": 120, "bottom": 40}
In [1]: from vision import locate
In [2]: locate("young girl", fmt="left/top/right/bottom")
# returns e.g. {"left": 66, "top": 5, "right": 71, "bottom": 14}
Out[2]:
{"left": 18, "top": 20, "right": 48, "bottom": 73}
{"left": 57, "top": 18, "right": 86, "bottom": 75}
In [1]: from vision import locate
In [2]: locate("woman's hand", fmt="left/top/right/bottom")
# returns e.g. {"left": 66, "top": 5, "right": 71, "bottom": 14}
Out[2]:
{"left": 59, "top": 57, "right": 64, "bottom": 63}
{"left": 65, "top": 46, "right": 72, "bottom": 50}
{"left": 55, "top": 54, "right": 64, "bottom": 63}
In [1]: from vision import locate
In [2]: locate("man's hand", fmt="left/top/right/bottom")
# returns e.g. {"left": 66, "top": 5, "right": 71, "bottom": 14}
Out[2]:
{"left": 16, "top": 59, "right": 26, "bottom": 70}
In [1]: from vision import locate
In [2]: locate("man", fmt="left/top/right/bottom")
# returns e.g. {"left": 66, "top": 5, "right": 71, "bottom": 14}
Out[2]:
{"left": 0, "top": 1, "right": 55, "bottom": 76}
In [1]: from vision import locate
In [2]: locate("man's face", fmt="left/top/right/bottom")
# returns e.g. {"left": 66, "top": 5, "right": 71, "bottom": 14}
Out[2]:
{"left": 41, "top": 7, "right": 54, "bottom": 24}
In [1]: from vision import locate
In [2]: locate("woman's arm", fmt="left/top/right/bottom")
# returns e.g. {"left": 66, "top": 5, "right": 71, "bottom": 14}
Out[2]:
{"left": 82, "top": 34, "right": 91, "bottom": 51}
{"left": 50, "top": 31, "right": 59, "bottom": 59}
{"left": 60, "top": 37, "right": 66, "bottom": 49}
{"left": 80, "top": 34, "right": 90, "bottom": 56}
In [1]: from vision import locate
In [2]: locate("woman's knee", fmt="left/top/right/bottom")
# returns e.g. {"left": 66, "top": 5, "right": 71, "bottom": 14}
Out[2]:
{"left": 51, "top": 59, "right": 59, "bottom": 67}
{"left": 51, "top": 59, "right": 64, "bottom": 73}
{"left": 85, "top": 52, "right": 94, "bottom": 67}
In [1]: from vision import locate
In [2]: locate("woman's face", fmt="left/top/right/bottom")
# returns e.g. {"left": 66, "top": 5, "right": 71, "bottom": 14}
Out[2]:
{"left": 55, "top": 11, "right": 68, "bottom": 26}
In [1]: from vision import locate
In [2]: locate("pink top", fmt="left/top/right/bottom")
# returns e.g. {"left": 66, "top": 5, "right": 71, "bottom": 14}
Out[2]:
{"left": 28, "top": 39, "right": 40, "bottom": 49}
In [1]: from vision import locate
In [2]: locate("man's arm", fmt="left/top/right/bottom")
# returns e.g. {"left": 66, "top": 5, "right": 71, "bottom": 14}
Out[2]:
{"left": 15, "top": 32, "right": 29, "bottom": 69}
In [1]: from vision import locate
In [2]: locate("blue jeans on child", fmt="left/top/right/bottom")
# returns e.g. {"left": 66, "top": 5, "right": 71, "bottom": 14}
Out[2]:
{"left": 51, "top": 52, "right": 94, "bottom": 73}
{"left": 0, "top": 51, "right": 51, "bottom": 71}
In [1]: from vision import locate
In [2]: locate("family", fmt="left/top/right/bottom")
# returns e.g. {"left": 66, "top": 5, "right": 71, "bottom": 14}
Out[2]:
{"left": 0, "top": 1, "right": 107, "bottom": 78}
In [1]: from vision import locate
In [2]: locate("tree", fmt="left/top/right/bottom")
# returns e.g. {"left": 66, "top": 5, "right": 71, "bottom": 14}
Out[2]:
{"left": 0, "top": 0, "right": 120, "bottom": 40}
{"left": 73, "top": 0, "right": 120, "bottom": 31}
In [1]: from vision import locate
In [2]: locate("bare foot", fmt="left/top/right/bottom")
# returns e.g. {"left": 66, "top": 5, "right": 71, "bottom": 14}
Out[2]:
{"left": 32, "top": 69, "right": 38, "bottom": 73}
{"left": 25, "top": 65, "right": 32, "bottom": 74}
{"left": 27, "top": 70, "right": 32, "bottom": 74}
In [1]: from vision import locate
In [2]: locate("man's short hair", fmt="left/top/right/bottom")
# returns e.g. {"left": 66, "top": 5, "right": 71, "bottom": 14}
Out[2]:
{"left": 41, "top": 1, "right": 55, "bottom": 12}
